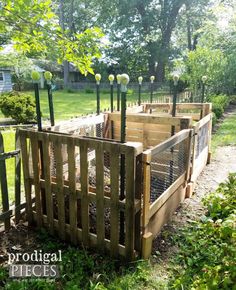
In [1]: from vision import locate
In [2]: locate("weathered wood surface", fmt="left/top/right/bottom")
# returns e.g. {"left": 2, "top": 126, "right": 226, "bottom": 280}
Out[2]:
{"left": 19, "top": 129, "right": 143, "bottom": 260}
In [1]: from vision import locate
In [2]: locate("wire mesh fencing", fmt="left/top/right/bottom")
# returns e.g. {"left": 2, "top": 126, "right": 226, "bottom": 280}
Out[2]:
{"left": 195, "top": 121, "right": 209, "bottom": 159}
{"left": 149, "top": 135, "right": 189, "bottom": 203}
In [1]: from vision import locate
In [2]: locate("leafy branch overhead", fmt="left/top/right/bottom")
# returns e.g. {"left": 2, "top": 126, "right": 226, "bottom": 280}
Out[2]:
{"left": 0, "top": 0, "right": 104, "bottom": 75}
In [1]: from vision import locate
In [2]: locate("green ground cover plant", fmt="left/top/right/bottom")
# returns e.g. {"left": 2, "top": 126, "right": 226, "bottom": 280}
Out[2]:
{"left": 170, "top": 174, "right": 236, "bottom": 289}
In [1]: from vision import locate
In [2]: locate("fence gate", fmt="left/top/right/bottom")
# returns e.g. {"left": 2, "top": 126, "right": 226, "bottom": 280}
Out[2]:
{"left": 0, "top": 130, "right": 23, "bottom": 231}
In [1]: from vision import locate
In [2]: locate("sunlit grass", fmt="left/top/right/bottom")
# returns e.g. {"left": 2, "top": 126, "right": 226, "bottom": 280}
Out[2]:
{"left": 0, "top": 89, "right": 167, "bottom": 121}
{"left": 212, "top": 111, "right": 236, "bottom": 151}
{"left": 0, "top": 130, "right": 17, "bottom": 206}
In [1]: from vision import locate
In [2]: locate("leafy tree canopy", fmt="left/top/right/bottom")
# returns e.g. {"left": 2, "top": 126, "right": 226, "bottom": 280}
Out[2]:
{"left": 0, "top": 0, "right": 104, "bottom": 75}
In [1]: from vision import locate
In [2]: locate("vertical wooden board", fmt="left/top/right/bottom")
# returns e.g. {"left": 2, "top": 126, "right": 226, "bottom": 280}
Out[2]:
{"left": 29, "top": 133, "right": 43, "bottom": 227}
{"left": 80, "top": 142, "right": 89, "bottom": 246}
{"left": 19, "top": 132, "right": 33, "bottom": 224}
{"left": 14, "top": 130, "right": 21, "bottom": 224}
{"left": 134, "top": 154, "right": 142, "bottom": 252}
{"left": 95, "top": 143, "right": 105, "bottom": 251}
{"left": 125, "top": 147, "right": 136, "bottom": 260}
{"left": 110, "top": 144, "right": 120, "bottom": 257}
{"left": 54, "top": 137, "right": 66, "bottom": 240}
{"left": 185, "top": 130, "right": 194, "bottom": 181}
{"left": 42, "top": 134, "right": 54, "bottom": 234}
{"left": 142, "top": 152, "right": 151, "bottom": 229}
{"left": 0, "top": 132, "right": 10, "bottom": 230}
{"left": 67, "top": 138, "right": 77, "bottom": 245}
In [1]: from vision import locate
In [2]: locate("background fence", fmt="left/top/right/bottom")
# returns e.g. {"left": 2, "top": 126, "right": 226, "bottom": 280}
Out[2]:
{"left": 0, "top": 130, "right": 24, "bottom": 231}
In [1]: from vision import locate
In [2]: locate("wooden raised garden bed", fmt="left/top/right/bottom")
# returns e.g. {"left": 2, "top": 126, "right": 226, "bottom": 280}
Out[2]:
{"left": 19, "top": 103, "right": 212, "bottom": 260}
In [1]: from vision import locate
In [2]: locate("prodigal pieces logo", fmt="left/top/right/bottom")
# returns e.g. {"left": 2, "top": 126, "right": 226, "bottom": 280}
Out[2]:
{"left": 8, "top": 250, "right": 62, "bottom": 278}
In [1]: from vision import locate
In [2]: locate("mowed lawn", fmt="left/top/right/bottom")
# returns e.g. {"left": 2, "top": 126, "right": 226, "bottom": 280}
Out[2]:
{"left": 0, "top": 130, "right": 18, "bottom": 206}
{"left": 0, "top": 88, "right": 169, "bottom": 121}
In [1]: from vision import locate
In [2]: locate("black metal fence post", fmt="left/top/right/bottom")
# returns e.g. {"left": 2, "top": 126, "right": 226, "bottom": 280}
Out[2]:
{"left": 150, "top": 76, "right": 155, "bottom": 113}
{"left": 116, "top": 74, "right": 121, "bottom": 111}
{"left": 95, "top": 74, "right": 101, "bottom": 137}
{"left": 200, "top": 75, "right": 207, "bottom": 119}
{"left": 44, "top": 71, "right": 55, "bottom": 127}
{"left": 170, "top": 74, "right": 179, "bottom": 185}
{"left": 138, "top": 76, "right": 143, "bottom": 106}
{"left": 109, "top": 74, "right": 115, "bottom": 138}
{"left": 120, "top": 73, "right": 129, "bottom": 244}
{"left": 31, "top": 71, "right": 42, "bottom": 131}
{"left": 109, "top": 74, "right": 114, "bottom": 112}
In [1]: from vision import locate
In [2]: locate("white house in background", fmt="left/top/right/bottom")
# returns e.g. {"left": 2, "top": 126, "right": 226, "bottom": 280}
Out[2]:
{"left": 0, "top": 68, "right": 13, "bottom": 93}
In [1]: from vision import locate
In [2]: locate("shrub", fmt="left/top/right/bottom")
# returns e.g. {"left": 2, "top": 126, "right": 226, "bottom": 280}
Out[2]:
{"left": 0, "top": 91, "right": 36, "bottom": 124}
{"left": 209, "top": 95, "right": 229, "bottom": 119}
{"left": 171, "top": 174, "right": 236, "bottom": 289}
{"left": 212, "top": 102, "right": 224, "bottom": 119}
{"left": 84, "top": 88, "right": 94, "bottom": 94}
{"left": 229, "top": 95, "right": 236, "bottom": 105}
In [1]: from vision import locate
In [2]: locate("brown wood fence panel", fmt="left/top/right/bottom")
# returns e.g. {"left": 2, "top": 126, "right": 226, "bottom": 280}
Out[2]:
{"left": 19, "top": 129, "right": 143, "bottom": 260}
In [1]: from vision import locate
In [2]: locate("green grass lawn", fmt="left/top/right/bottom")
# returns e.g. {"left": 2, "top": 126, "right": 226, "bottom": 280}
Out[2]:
{"left": 0, "top": 89, "right": 168, "bottom": 121}
{"left": 211, "top": 109, "right": 236, "bottom": 151}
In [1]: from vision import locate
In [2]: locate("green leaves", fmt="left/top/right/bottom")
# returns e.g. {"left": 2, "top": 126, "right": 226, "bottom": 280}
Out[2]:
{"left": 171, "top": 174, "right": 236, "bottom": 289}
{"left": 0, "top": 0, "right": 104, "bottom": 75}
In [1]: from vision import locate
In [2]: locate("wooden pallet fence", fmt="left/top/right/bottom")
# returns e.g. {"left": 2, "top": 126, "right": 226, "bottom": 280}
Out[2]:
{"left": 143, "top": 103, "right": 211, "bottom": 121}
{"left": 191, "top": 112, "right": 212, "bottom": 183}
{"left": 19, "top": 129, "right": 143, "bottom": 260}
{"left": 141, "top": 129, "right": 193, "bottom": 258}
{"left": 108, "top": 112, "right": 192, "bottom": 149}
{"left": 0, "top": 130, "right": 25, "bottom": 231}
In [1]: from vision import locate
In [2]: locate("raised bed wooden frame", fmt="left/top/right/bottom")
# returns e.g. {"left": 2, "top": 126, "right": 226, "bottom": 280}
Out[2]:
{"left": 18, "top": 103, "right": 212, "bottom": 260}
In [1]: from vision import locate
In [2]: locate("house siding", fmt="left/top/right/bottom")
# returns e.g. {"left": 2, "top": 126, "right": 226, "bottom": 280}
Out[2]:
{"left": 0, "top": 70, "right": 12, "bottom": 93}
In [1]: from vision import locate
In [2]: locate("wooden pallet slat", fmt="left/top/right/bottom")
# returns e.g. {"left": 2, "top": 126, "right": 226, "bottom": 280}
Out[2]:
{"left": 110, "top": 144, "right": 120, "bottom": 257}
{"left": 29, "top": 132, "right": 43, "bottom": 227}
{"left": 125, "top": 147, "right": 136, "bottom": 260}
{"left": 67, "top": 137, "right": 77, "bottom": 244}
{"left": 42, "top": 133, "right": 54, "bottom": 234}
{"left": 95, "top": 143, "right": 105, "bottom": 251}
{"left": 19, "top": 131, "right": 33, "bottom": 224}
{"left": 54, "top": 136, "right": 66, "bottom": 240}
{"left": 80, "top": 141, "right": 89, "bottom": 246}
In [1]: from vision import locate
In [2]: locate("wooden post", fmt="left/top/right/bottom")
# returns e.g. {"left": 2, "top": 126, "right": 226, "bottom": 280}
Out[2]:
{"left": 141, "top": 150, "right": 153, "bottom": 259}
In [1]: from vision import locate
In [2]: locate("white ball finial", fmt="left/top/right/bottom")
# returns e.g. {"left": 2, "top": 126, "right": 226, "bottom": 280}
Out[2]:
{"left": 95, "top": 73, "right": 101, "bottom": 84}
{"left": 120, "top": 73, "right": 130, "bottom": 92}
{"left": 173, "top": 74, "right": 179, "bottom": 86}
{"left": 138, "top": 76, "right": 143, "bottom": 85}
{"left": 202, "top": 75, "right": 207, "bottom": 83}
{"left": 150, "top": 76, "right": 155, "bottom": 83}
{"left": 108, "top": 74, "right": 115, "bottom": 85}
{"left": 31, "top": 71, "right": 41, "bottom": 82}
{"left": 116, "top": 74, "right": 122, "bottom": 84}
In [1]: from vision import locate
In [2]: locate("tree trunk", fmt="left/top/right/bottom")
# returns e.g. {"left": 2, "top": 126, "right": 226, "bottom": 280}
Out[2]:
{"left": 59, "top": 0, "right": 69, "bottom": 89}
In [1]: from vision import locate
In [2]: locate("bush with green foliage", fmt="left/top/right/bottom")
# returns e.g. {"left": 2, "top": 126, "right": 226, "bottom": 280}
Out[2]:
{"left": 171, "top": 174, "right": 236, "bottom": 289}
{"left": 209, "top": 94, "right": 229, "bottom": 119}
{"left": 0, "top": 91, "right": 36, "bottom": 124}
